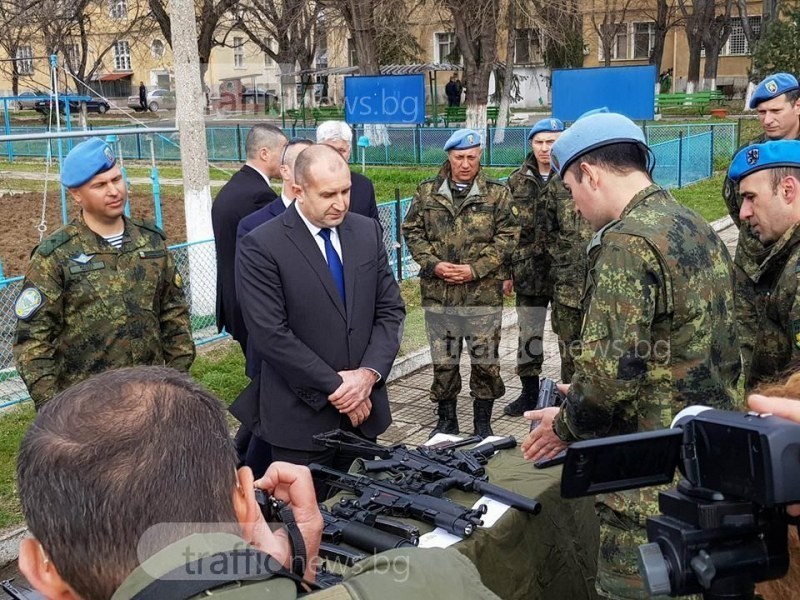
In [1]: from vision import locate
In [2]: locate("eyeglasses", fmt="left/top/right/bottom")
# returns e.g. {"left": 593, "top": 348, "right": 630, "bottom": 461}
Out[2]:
{"left": 280, "top": 137, "right": 311, "bottom": 166}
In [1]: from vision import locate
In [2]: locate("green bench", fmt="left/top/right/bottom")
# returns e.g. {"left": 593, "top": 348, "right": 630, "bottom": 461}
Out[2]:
{"left": 656, "top": 91, "right": 725, "bottom": 115}
{"left": 443, "top": 106, "right": 501, "bottom": 127}
{"left": 312, "top": 106, "right": 346, "bottom": 126}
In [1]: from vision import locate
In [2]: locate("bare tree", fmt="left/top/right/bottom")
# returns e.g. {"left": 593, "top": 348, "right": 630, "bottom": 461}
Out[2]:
{"left": 441, "top": 0, "right": 501, "bottom": 131}
{"left": 679, "top": 0, "right": 733, "bottom": 91}
{"left": 639, "top": 0, "right": 683, "bottom": 75}
{"left": 148, "top": 0, "right": 240, "bottom": 83}
{"left": 237, "top": 0, "right": 318, "bottom": 110}
{"left": 591, "top": 0, "right": 638, "bottom": 67}
{"left": 493, "top": 0, "right": 516, "bottom": 140}
{"left": 0, "top": 0, "right": 32, "bottom": 97}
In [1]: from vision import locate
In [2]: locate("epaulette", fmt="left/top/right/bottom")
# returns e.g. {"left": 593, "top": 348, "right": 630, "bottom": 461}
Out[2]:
{"left": 132, "top": 218, "right": 167, "bottom": 240}
{"left": 36, "top": 228, "right": 75, "bottom": 257}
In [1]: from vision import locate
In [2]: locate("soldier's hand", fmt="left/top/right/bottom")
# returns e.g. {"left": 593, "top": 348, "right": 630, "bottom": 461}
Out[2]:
{"left": 447, "top": 264, "right": 474, "bottom": 284}
{"left": 434, "top": 261, "right": 457, "bottom": 280}
{"left": 503, "top": 279, "right": 514, "bottom": 296}
{"left": 347, "top": 398, "right": 372, "bottom": 427}
{"left": 521, "top": 407, "right": 568, "bottom": 462}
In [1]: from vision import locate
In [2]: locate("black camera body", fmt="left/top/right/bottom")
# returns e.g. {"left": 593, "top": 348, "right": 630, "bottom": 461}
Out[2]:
{"left": 561, "top": 408, "right": 800, "bottom": 600}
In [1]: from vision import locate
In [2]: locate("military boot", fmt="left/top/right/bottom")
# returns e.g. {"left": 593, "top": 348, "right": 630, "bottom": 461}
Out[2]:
{"left": 429, "top": 398, "right": 459, "bottom": 438}
{"left": 473, "top": 400, "right": 494, "bottom": 439}
{"left": 502, "top": 376, "right": 539, "bottom": 417}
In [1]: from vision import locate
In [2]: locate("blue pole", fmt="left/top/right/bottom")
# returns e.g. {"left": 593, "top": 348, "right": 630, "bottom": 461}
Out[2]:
{"left": 3, "top": 98, "right": 12, "bottom": 162}
{"left": 149, "top": 136, "right": 163, "bottom": 229}
{"left": 106, "top": 134, "right": 131, "bottom": 217}
{"left": 52, "top": 54, "right": 68, "bottom": 225}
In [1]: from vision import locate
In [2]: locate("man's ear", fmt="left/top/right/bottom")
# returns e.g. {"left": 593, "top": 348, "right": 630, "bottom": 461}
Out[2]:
{"left": 291, "top": 183, "right": 304, "bottom": 201}
{"left": 233, "top": 467, "right": 260, "bottom": 541}
{"left": 259, "top": 146, "right": 270, "bottom": 163}
{"left": 579, "top": 162, "right": 599, "bottom": 190}
{"left": 19, "top": 537, "right": 80, "bottom": 599}
{"left": 782, "top": 175, "right": 799, "bottom": 205}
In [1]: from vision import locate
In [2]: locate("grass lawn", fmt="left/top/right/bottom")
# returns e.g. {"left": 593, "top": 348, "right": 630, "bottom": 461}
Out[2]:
{"left": 672, "top": 173, "right": 728, "bottom": 221}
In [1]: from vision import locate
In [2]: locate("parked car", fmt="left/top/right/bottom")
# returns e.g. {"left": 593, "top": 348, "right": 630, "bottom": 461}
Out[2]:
{"left": 16, "top": 90, "right": 49, "bottom": 110}
{"left": 241, "top": 85, "right": 278, "bottom": 107}
{"left": 127, "top": 88, "right": 175, "bottom": 112}
{"left": 34, "top": 94, "right": 110, "bottom": 115}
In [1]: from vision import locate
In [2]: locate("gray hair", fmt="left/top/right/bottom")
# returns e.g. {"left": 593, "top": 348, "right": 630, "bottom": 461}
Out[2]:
{"left": 316, "top": 120, "right": 353, "bottom": 144}
{"left": 245, "top": 123, "right": 287, "bottom": 160}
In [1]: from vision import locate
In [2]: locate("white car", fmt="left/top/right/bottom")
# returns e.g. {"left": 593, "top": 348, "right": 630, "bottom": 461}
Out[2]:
{"left": 127, "top": 89, "right": 174, "bottom": 112}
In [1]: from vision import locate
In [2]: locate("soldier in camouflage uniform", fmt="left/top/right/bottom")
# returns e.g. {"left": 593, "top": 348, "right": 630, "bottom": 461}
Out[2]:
{"left": 502, "top": 119, "right": 560, "bottom": 417}
{"left": 727, "top": 141, "right": 800, "bottom": 390}
{"left": 546, "top": 172, "right": 593, "bottom": 384}
{"left": 722, "top": 73, "right": 800, "bottom": 378}
{"left": 13, "top": 138, "right": 194, "bottom": 409}
{"left": 523, "top": 113, "right": 741, "bottom": 600}
{"left": 403, "top": 129, "right": 518, "bottom": 438}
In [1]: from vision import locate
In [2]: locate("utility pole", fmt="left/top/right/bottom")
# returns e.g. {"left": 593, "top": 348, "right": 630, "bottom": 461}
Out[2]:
{"left": 169, "top": 0, "right": 215, "bottom": 315}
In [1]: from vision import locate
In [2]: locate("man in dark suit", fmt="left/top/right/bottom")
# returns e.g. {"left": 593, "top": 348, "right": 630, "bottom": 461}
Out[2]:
{"left": 316, "top": 121, "right": 380, "bottom": 222}
{"left": 234, "top": 145, "right": 405, "bottom": 476}
{"left": 212, "top": 123, "right": 287, "bottom": 352}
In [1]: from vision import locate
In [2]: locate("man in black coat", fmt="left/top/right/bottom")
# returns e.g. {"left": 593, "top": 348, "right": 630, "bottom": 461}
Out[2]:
{"left": 234, "top": 145, "right": 404, "bottom": 476}
{"left": 316, "top": 121, "right": 379, "bottom": 222}
{"left": 212, "top": 123, "right": 287, "bottom": 352}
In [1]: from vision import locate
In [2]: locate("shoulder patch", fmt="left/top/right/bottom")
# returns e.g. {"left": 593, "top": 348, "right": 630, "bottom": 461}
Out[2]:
{"left": 36, "top": 229, "right": 73, "bottom": 257}
{"left": 14, "top": 286, "right": 44, "bottom": 320}
{"left": 132, "top": 218, "right": 167, "bottom": 240}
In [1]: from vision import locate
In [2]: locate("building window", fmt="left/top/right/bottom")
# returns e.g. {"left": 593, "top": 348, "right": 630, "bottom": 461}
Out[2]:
{"left": 109, "top": 0, "right": 127, "bottom": 20}
{"left": 16, "top": 46, "right": 33, "bottom": 75}
{"left": 632, "top": 22, "right": 655, "bottom": 60}
{"left": 151, "top": 39, "right": 165, "bottom": 60}
{"left": 113, "top": 40, "right": 131, "bottom": 71}
{"left": 514, "top": 28, "right": 542, "bottom": 64}
{"left": 724, "top": 16, "right": 761, "bottom": 56}
{"left": 435, "top": 32, "right": 459, "bottom": 63}
{"left": 64, "top": 44, "right": 80, "bottom": 69}
{"left": 348, "top": 38, "right": 358, "bottom": 67}
{"left": 233, "top": 36, "right": 245, "bottom": 68}
{"left": 599, "top": 23, "right": 629, "bottom": 60}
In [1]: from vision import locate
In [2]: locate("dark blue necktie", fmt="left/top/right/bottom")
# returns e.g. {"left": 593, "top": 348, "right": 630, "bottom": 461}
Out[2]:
{"left": 318, "top": 228, "right": 345, "bottom": 303}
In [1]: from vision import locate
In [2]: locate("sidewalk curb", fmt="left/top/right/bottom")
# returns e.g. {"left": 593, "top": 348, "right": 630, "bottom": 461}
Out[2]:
{"left": 0, "top": 527, "right": 26, "bottom": 568}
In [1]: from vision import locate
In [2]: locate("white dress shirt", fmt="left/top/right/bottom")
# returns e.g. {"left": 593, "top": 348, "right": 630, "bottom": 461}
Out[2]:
{"left": 294, "top": 202, "right": 343, "bottom": 264}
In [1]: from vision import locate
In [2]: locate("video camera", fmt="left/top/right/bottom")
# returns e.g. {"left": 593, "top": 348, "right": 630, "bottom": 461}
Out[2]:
{"left": 561, "top": 406, "right": 800, "bottom": 600}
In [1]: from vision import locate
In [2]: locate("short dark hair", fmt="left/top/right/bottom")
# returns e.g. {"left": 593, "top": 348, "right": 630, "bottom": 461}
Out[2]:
{"left": 245, "top": 123, "right": 287, "bottom": 160}
{"left": 294, "top": 143, "right": 349, "bottom": 186}
{"left": 770, "top": 167, "right": 800, "bottom": 191}
{"left": 17, "top": 366, "right": 239, "bottom": 600}
{"left": 565, "top": 142, "right": 651, "bottom": 182}
{"left": 785, "top": 89, "right": 800, "bottom": 105}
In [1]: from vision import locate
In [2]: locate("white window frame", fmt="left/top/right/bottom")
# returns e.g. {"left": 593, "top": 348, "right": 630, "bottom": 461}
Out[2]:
{"left": 233, "top": 36, "right": 245, "bottom": 69}
{"left": 631, "top": 22, "right": 655, "bottom": 60}
{"left": 348, "top": 38, "right": 358, "bottom": 67}
{"left": 16, "top": 46, "right": 33, "bottom": 75}
{"left": 514, "top": 28, "right": 543, "bottom": 65}
{"left": 723, "top": 15, "right": 761, "bottom": 56}
{"left": 434, "top": 32, "right": 459, "bottom": 64}
{"left": 113, "top": 40, "right": 131, "bottom": 71}
{"left": 109, "top": 0, "right": 127, "bottom": 20}
{"left": 598, "top": 22, "right": 655, "bottom": 61}
{"left": 64, "top": 44, "right": 80, "bottom": 69}
{"left": 598, "top": 23, "right": 629, "bottom": 61}
{"left": 151, "top": 39, "right": 165, "bottom": 60}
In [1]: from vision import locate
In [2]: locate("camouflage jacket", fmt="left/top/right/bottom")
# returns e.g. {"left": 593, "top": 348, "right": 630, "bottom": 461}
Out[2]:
{"left": 14, "top": 215, "right": 195, "bottom": 408}
{"left": 402, "top": 162, "right": 519, "bottom": 311}
{"left": 746, "top": 222, "right": 800, "bottom": 390}
{"left": 544, "top": 173, "right": 593, "bottom": 308}
{"left": 553, "top": 184, "right": 741, "bottom": 443}
{"left": 507, "top": 154, "right": 553, "bottom": 297}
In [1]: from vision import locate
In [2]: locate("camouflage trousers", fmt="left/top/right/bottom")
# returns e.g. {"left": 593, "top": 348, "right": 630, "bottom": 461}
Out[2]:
{"left": 734, "top": 227, "right": 762, "bottom": 389}
{"left": 515, "top": 294, "right": 550, "bottom": 378}
{"left": 424, "top": 310, "right": 505, "bottom": 402}
{"left": 551, "top": 301, "right": 582, "bottom": 384}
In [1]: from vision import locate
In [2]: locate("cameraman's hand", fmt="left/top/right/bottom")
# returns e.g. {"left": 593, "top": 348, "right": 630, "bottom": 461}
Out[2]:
{"left": 748, "top": 394, "right": 800, "bottom": 517}
{"left": 250, "top": 463, "right": 323, "bottom": 581}
{"left": 521, "top": 407, "right": 568, "bottom": 462}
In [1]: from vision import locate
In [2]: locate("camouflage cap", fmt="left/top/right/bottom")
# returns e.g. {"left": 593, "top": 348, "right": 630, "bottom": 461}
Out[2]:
{"left": 550, "top": 113, "right": 646, "bottom": 177}
{"left": 61, "top": 137, "right": 116, "bottom": 188}
{"left": 749, "top": 73, "right": 799, "bottom": 109}
{"left": 728, "top": 140, "right": 800, "bottom": 182}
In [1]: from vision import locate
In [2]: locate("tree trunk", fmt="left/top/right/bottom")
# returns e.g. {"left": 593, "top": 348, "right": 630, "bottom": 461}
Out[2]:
{"left": 465, "top": 70, "right": 490, "bottom": 131}
{"left": 494, "top": 1, "right": 516, "bottom": 144}
{"left": 686, "top": 38, "right": 701, "bottom": 90}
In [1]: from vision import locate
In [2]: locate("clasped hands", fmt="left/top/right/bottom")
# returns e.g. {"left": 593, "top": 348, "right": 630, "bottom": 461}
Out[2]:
{"left": 434, "top": 261, "right": 474, "bottom": 284}
{"left": 329, "top": 367, "right": 378, "bottom": 427}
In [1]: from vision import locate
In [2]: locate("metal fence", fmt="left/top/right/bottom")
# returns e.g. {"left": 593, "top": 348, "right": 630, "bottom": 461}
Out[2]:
{"left": 0, "top": 239, "right": 221, "bottom": 409}
{"left": 0, "top": 123, "right": 737, "bottom": 173}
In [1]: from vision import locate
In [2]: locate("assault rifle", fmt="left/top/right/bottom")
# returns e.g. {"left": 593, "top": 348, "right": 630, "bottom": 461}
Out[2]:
{"left": 309, "top": 463, "right": 487, "bottom": 537}
{"left": 313, "top": 430, "right": 542, "bottom": 515}
{"left": 530, "top": 377, "right": 567, "bottom": 469}
{"left": 320, "top": 504, "right": 418, "bottom": 553}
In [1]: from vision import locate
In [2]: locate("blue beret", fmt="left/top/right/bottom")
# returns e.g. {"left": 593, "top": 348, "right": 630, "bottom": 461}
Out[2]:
{"left": 61, "top": 138, "right": 116, "bottom": 188}
{"left": 527, "top": 118, "right": 565, "bottom": 140}
{"left": 443, "top": 129, "right": 482, "bottom": 151}
{"left": 550, "top": 113, "right": 646, "bottom": 177}
{"left": 727, "top": 140, "right": 800, "bottom": 182}
{"left": 749, "top": 73, "right": 799, "bottom": 109}
{"left": 577, "top": 107, "right": 609, "bottom": 120}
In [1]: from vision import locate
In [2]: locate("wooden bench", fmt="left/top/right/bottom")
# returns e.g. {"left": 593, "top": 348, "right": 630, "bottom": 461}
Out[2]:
{"left": 656, "top": 91, "right": 725, "bottom": 115}
{"left": 443, "top": 106, "right": 501, "bottom": 127}
{"left": 312, "top": 106, "right": 346, "bottom": 126}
